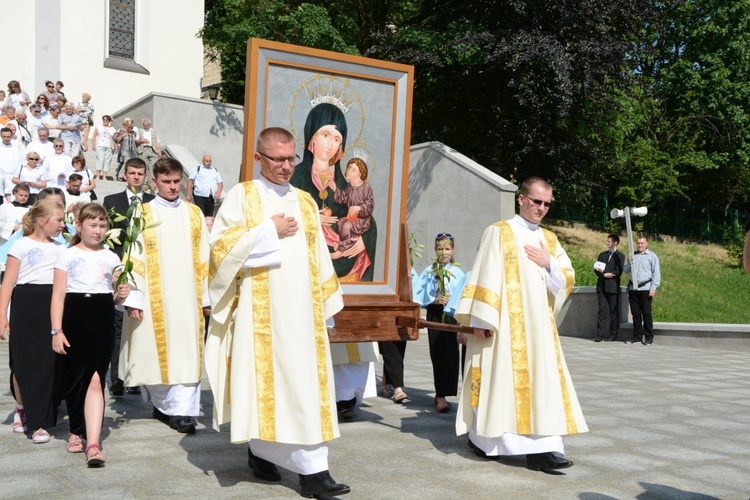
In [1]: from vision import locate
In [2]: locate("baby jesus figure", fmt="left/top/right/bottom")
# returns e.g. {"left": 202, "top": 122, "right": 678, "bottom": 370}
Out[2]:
{"left": 325, "top": 157, "right": 374, "bottom": 254}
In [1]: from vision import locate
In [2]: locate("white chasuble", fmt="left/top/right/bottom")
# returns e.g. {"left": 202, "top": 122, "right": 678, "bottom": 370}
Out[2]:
{"left": 454, "top": 218, "right": 588, "bottom": 439}
{"left": 119, "top": 201, "right": 209, "bottom": 387}
{"left": 206, "top": 180, "right": 343, "bottom": 445}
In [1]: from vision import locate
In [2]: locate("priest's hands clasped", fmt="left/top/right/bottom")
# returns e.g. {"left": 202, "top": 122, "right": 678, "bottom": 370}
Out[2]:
{"left": 272, "top": 213, "right": 298, "bottom": 239}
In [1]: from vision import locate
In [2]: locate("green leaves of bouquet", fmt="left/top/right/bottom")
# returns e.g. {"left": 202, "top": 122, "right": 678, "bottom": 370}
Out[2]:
{"left": 103, "top": 191, "right": 162, "bottom": 286}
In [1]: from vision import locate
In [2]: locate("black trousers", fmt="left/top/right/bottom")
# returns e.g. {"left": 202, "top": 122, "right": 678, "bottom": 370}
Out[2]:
{"left": 426, "top": 304, "right": 460, "bottom": 397}
{"left": 378, "top": 341, "right": 406, "bottom": 388}
{"left": 628, "top": 290, "right": 654, "bottom": 342}
{"left": 596, "top": 291, "right": 620, "bottom": 339}
{"left": 193, "top": 194, "right": 215, "bottom": 217}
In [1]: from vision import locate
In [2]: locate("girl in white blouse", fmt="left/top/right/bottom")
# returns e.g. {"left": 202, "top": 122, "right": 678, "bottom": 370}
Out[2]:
{"left": 51, "top": 203, "right": 129, "bottom": 466}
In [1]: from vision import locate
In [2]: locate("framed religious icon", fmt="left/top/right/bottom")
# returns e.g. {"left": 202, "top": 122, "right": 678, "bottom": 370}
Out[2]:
{"left": 243, "top": 38, "right": 420, "bottom": 341}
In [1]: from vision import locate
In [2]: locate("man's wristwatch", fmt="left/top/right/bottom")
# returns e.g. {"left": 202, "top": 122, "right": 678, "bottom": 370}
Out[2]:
{"left": 51, "top": 329, "right": 63, "bottom": 335}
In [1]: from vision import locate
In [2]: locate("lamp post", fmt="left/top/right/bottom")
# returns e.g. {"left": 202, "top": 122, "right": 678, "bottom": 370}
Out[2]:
{"left": 610, "top": 206, "right": 648, "bottom": 286}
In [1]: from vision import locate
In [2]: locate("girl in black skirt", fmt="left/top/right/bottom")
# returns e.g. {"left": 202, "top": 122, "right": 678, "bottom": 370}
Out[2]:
{"left": 51, "top": 203, "right": 129, "bottom": 466}
{"left": 0, "top": 199, "right": 67, "bottom": 443}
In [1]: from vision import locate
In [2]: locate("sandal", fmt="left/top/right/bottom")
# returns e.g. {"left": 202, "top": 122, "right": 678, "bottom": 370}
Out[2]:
{"left": 380, "top": 384, "right": 395, "bottom": 399}
{"left": 393, "top": 387, "right": 408, "bottom": 404}
{"left": 12, "top": 408, "right": 27, "bottom": 433}
{"left": 434, "top": 396, "right": 451, "bottom": 413}
{"left": 85, "top": 443, "right": 106, "bottom": 466}
{"left": 67, "top": 433, "right": 84, "bottom": 453}
{"left": 31, "top": 428, "right": 50, "bottom": 444}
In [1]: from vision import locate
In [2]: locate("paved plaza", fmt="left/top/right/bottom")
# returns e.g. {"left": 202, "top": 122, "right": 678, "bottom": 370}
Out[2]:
{"left": 1, "top": 335, "right": 749, "bottom": 499}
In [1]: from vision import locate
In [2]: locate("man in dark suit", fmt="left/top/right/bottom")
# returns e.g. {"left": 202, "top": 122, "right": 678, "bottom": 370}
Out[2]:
{"left": 594, "top": 233, "right": 625, "bottom": 341}
{"left": 103, "top": 157, "right": 155, "bottom": 396}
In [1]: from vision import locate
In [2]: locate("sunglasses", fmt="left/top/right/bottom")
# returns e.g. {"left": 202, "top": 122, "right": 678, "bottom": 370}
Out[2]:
{"left": 28, "top": 157, "right": 40, "bottom": 161}
{"left": 54, "top": 144, "right": 64, "bottom": 148}
{"left": 436, "top": 233, "right": 454, "bottom": 240}
{"left": 525, "top": 196, "right": 552, "bottom": 209}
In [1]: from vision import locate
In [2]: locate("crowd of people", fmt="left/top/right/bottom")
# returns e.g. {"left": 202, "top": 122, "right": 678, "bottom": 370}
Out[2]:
{"left": 0, "top": 107, "right": 664, "bottom": 496}
{"left": 0, "top": 79, "right": 163, "bottom": 206}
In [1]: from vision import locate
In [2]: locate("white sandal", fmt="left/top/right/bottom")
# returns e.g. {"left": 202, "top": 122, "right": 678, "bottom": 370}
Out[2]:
{"left": 32, "top": 428, "right": 50, "bottom": 444}
{"left": 12, "top": 408, "right": 27, "bottom": 433}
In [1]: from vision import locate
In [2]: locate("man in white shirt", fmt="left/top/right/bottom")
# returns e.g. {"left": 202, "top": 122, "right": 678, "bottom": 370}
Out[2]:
{"left": 186, "top": 154, "right": 223, "bottom": 228}
{"left": 27, "top": 104, "right": 44, "bottom": 130}
{"left": 26, "top": 128, "right": 55, "bottom": 163}
{"left": 43, "top": 138, "right": 73, "bottom": 190}
{"left": 42, "top": 104, "right": 62, "bottom": 141}
{"left": 58, "top": 102, "right": 85, "bottom": 157}
{"left": 138, "top": 119, "right": 161, "bottom": 170}
{"left": 0, "top": 127, "right": 22, "bottom": 203}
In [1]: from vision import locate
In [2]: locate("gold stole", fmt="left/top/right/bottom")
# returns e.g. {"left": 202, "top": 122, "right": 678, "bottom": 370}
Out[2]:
{"left": 140, "top": 203, "right": 205, "bottom": 384}
{"left": 233, "top": 182, "right": 335, "bottom": 442}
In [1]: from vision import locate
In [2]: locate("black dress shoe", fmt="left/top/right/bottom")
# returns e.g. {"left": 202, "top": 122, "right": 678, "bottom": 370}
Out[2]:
{"left": 248, "top": 449, "right": 281, "bottom": 481}
{"left": 169, "top": 416, "right": 196, "bottom": 433}
{"left": 336, "top": 397, "right": 357, "bottom": 419}
{"left": 467, "top": 439, "right": 487, "bottom": 458}
{"left": 593, "top": 337, "right": 603, "bottom": 342}
{"left": 125, "top": 386, "right": 141, "bottom": 395}
{"left": 526, "top": 452, "right": 574, "bottom": 471}
{"left": 299, "top": 471, "right": 351, "bottom": 498}
{"left": 152, "top": 406, "right": 170, "bottom": 424}
{"left": 603, "top": 336, "right": 617, "bottom": 342}
{"left": 109, "top": 379, "right": 124, "bottom": 397}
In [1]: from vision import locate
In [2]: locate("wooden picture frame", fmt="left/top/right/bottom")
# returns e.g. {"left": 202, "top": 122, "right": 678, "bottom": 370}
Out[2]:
{"left": 242, "top": 38, "right": 420, "bottom": 341}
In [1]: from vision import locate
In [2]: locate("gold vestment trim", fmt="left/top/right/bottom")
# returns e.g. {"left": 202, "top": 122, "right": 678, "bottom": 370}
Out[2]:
{"left": 550, "top": 311, "right": 578, "bottom": 434}
{"left": 141, "top": 204, "right": 169, "bottom": 384}
{"left": 298, "top": 190, "right": 334, "bottom": 441}
{"left": 209, "top": 226, "right": 247, "bottom": 282}
{"left": 470, "top": 366, "right": 481, "bottom": 407}
{"left": 243, "top": 182, "right": 276, "bottom": 441}
{"left": 345, "top": 343, "right": 361, "bottom": 362}
{"left": 499, "top": 221, "right": 531, "bottom": 434}
{"left": 461, "top": 284, "right": 501, "bottom": 312}
{"left": 321, "top": 274, "right": 340, "bottom": 301}
{"left": 188, "top": 204, "right": 206, "bottom": 374}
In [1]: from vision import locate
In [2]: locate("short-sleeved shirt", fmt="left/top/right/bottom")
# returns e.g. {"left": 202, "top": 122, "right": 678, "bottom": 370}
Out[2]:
{"left": 55, "top": 246, "right": 121, "bottom": 294}
{"left": 189, "top": 165, "right": 223, "bottom": 196}
{"left": 8, "top": 237, "right": 66, "bottom": 284}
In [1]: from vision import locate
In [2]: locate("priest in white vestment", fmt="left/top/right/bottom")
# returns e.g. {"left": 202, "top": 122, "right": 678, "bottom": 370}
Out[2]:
{"left": 454, "top": 176, "right": 588, "bottom": 472}
{"left": 120, "top": 157, "right": 209, "bottom": 434}
{"left": 206, "top": 127, "right": 351, "bottom": 498}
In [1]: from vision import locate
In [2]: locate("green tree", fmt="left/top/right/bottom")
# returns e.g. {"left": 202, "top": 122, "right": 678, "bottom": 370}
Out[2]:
{"left": 201, "top": 0, "right": 360, "bottom": 104}
{"left": 366, "top": 0, "right": 652, "bottom": 196}
{"left": 614, "top": 0, "right": 750, "bottom": 211}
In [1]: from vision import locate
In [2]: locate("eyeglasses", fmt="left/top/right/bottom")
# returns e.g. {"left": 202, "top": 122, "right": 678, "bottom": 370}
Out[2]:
{"left": 46, "top": 85, "right": 54, "bottom": 89}
{"left": 258, "top": 151, "right": 299, "bottom": 166}
{"left": 525, "top": 196, "right": 552, "bottom": 209}
{"left": 436, "top": 233, "right": 454, "bottom": 240}
{"left": 54, "top": 144, "right": 64, "bottom": 148}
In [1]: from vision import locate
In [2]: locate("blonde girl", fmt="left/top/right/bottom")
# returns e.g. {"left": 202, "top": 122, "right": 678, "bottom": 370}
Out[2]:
{"left": 0, "top": 199, "right": 67, "bottom": 443}
{"left": 416, "top": 233, "right": 465, "bottom": 413}
{"left": 51, "top": 203, "right": 129, "bottom": 466}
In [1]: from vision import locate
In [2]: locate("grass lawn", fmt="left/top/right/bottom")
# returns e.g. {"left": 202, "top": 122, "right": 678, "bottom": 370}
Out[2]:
{"left": 552, "top": 224, "right": 750, "bottom": 324}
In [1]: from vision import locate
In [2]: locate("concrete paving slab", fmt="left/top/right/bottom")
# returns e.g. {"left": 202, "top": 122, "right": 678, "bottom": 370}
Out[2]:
{"left": 1, "top": 335, "right": 749, "bottom": 498}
